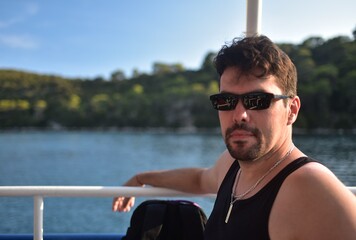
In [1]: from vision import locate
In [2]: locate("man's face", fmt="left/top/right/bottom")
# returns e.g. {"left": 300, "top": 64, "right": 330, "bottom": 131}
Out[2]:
{"left": 218, "top": 67, "right": 290, "bottom": 161}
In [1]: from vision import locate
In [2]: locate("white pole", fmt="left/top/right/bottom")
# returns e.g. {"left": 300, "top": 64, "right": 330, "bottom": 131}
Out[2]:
{"left": 33, "top": 196, "right": 44, "bottom": 240}
{"left": 246, "top": 0, "right": 262, "bottom": 36}
{"left": 0, "top": 186, "right": 211, "bottom": 197}
{"left": 0, "top": 185, "right": 355, "bottom": 197}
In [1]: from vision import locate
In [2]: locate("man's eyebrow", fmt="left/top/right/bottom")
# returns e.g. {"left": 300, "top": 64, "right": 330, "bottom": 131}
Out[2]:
{"left": 219, "top": 90, "right": 268, "bottom": 95}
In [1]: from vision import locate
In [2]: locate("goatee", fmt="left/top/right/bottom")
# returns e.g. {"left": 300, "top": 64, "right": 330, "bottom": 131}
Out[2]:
{"left": 225, "top": 123, "right": 262, "bottom": 161}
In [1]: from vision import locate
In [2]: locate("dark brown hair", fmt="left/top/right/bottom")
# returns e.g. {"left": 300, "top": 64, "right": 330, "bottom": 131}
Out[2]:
{"left": 214, "top": 35, "right": 297, "bottom": 96}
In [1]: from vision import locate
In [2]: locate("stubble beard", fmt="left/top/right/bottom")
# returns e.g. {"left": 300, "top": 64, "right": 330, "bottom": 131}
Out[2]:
{"left": 225, "top": 123, "right": 262, "bottom": 161}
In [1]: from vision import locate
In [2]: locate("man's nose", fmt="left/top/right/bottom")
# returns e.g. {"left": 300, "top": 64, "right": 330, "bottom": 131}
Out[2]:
{"left": 232, "top": 100, "right": 249, "bottom": 123}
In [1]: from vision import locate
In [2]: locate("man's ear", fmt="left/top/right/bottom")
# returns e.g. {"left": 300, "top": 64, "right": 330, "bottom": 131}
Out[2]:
{"left": 287, "top": 96, "right": 301, "bottom": 125}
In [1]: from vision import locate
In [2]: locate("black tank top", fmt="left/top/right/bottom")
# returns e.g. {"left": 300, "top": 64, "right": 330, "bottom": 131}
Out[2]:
{"left": 204, "top": 157, "right": 315, "bottom": 240}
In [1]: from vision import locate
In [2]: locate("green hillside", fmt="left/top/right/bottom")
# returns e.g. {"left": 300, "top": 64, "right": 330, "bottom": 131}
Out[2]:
{"left": 1, "top": 33, "right": 356, "bottom": 130}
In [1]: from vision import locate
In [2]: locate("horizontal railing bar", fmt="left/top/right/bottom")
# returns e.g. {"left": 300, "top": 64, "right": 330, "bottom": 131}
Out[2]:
{"left": 348, "top": 186, "right": 356, "bottom": 194}
{"left": 0, "top": 185, "right": 354, "bottom": 240}
{"left": 0, "top": 186, "right": 216, "bottom": 198}
{"left": 0, "top": 186, "right": 355, "bottom": 197}
{"left": 0, "top": 233, "right": 124, "bottom": 240}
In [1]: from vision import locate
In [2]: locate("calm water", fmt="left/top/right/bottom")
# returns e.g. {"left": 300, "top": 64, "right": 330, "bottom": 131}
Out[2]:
{"left": 0, "top": 131, "right": 355, "bottom": 234}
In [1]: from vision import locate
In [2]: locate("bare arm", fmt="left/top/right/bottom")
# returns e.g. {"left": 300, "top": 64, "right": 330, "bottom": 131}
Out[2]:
{"left": 112, "top": 149, "right": 234, "bottom": 212}
{"left": 112, "top": 168, "right": 210, "bottom": 212}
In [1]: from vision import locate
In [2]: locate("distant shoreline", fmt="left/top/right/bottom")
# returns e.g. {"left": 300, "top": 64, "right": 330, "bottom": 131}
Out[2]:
{"left": 1, "top": 126, "right": 356, "bottom": 135}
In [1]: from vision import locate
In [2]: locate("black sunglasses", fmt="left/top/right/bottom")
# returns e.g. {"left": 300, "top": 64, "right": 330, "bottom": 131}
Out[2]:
{"left": 209, "top": 92, "right": 291, "bottom": 111}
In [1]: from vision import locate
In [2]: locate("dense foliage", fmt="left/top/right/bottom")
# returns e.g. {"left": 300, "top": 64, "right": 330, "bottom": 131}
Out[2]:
{"left": 1, "top": 33, "right": 356, "bottom": 130}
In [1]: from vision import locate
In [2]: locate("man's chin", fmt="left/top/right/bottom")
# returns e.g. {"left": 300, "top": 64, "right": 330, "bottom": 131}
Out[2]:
{"left": 226, "top": 142, "right": 260, "bottom": 161}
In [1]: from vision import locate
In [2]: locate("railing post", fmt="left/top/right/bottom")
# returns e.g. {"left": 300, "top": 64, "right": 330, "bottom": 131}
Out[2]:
{"left": 246, "top": 0, "right": 262, "bottom": 36}
{"left": 33, "top": 196, "right": 44, "bottom": 240}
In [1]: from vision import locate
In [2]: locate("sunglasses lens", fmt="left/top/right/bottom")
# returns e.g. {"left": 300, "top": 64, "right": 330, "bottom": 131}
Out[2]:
{"left": 243, "top": 93, "right": 273, "bottom": 110}
{"left": 210, "top": 94, "right": 236, "bottom": 111}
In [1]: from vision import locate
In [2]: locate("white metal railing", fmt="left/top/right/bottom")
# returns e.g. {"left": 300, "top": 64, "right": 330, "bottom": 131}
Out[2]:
{"left": 0, "top": 186, "right": 355, "bottom": 240}
{"left": 0, "top": 186, "right": 214, "bottom": 240}
{"left": 246, "top": 0, "right": 262, "bottom": 36}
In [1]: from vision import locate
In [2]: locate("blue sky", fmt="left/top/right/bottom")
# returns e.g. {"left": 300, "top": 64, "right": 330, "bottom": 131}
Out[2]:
{"left": 0, "top": 0, "right": 355, "bottom": 79}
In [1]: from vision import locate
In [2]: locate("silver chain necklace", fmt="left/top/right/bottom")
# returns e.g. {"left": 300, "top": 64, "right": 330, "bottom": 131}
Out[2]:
{"left": 225, "top": 145, "right": 295, "bottom": 223}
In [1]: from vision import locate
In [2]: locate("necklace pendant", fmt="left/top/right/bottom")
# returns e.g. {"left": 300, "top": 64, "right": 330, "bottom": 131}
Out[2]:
{"left": 225, "top": 203, "right": 233, "bottom": 223}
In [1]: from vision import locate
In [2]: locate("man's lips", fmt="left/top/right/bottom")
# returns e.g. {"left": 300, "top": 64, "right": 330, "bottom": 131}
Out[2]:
{"left": 228, "top": 130, "right": 254, "bottom": 140}
{"left": 225, "top": 123, "right": 259, "bottom": 143}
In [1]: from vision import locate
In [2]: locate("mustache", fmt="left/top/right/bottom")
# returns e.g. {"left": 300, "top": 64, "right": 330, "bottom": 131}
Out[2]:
{"left": 225, "top": 123, "right": 260, "bottom": 139}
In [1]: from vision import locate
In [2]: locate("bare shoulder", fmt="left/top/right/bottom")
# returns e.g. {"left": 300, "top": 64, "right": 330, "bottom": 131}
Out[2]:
{"left": 281, "top": 161, "right": 355, "bottom": 201}
{"left": 215, "top": 149, "right": 235, "bottom": 185}
{"left": 270, "top": 161, "right": 356, "bottom": 240}
{"left": 201, "top": 149, "right": 235, "bottom": 193}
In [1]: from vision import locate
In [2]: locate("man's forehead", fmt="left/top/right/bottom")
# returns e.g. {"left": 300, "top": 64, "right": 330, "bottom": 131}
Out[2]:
{"left": 220, "top": 67, "right": 272, "bottom": 84}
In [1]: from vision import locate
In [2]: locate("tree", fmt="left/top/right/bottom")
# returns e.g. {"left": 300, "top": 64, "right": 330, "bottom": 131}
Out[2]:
{"left": 152, "top": 62, "right": 184, "bottom": 75}
{"left": 301, "top": 37, "right": 324, "bottom": 49}
{"left": 200, "top": 52, "right": 216, "bottom": 73}
{"left": 293, "top": 47, "right": 316, "bottom": 83}
{"left": 132, "top": 68, "right": 141, "bottom": 78}
{"left": 111, "top": 70, "right": 126, "bottom": 81}
{"left": 312, "top": 36, "right": 351, "bottom": 67}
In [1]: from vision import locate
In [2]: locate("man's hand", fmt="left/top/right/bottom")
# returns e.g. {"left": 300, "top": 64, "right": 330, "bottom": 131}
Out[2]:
{"left": 112, "top": 175, "right": 143, "bottom": 212}
{"left": 112, "top": 196, "right": 135, "bottom": 212}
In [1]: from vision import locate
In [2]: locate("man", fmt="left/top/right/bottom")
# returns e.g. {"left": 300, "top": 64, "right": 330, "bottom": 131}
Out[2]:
{"left": 112, "top": 36, "right": 356, "bottom": 239}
